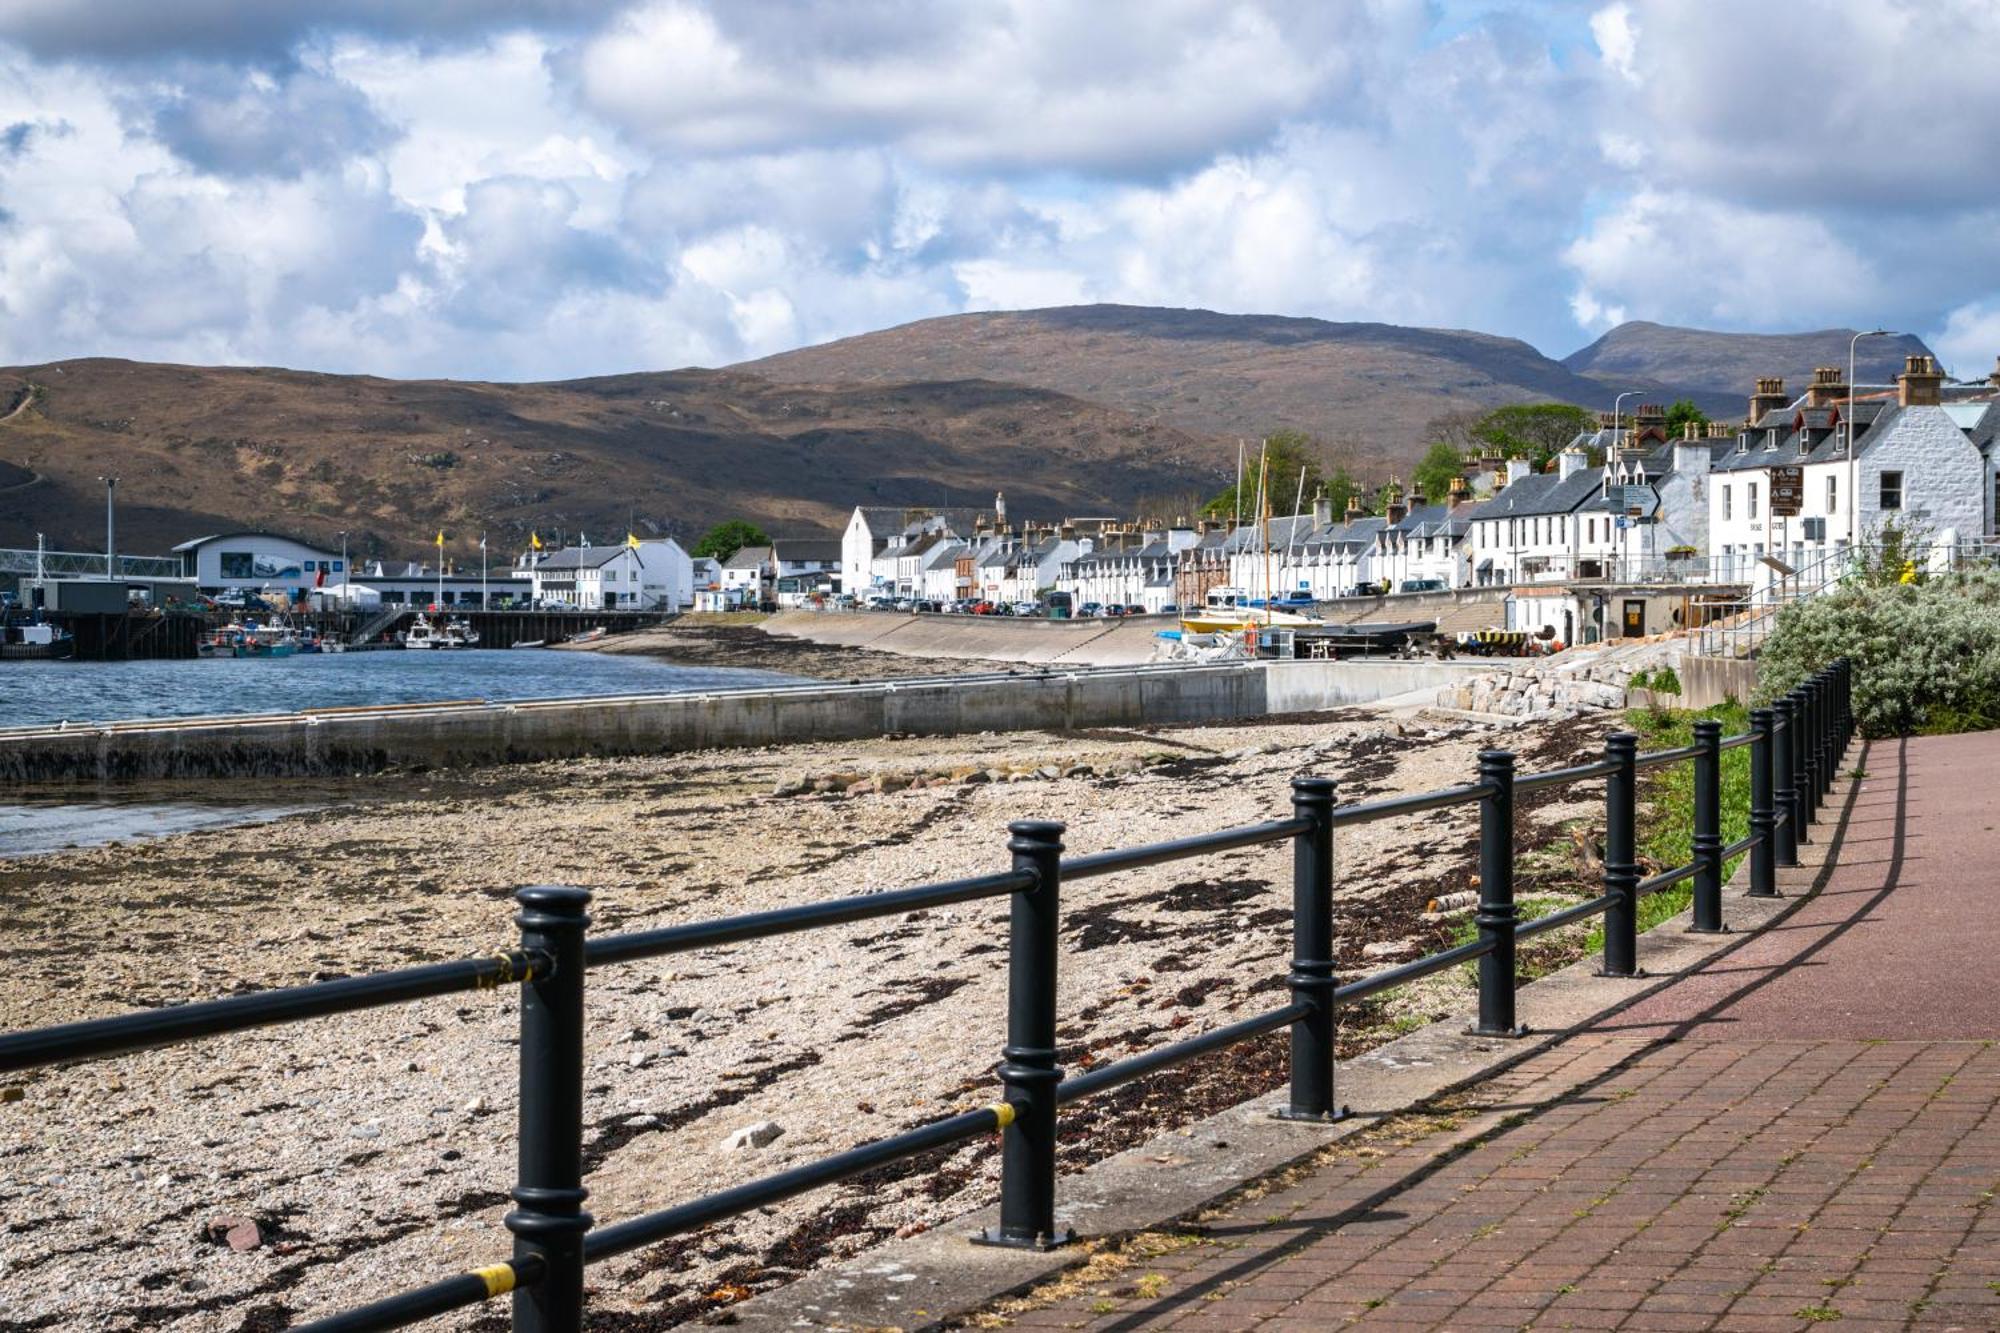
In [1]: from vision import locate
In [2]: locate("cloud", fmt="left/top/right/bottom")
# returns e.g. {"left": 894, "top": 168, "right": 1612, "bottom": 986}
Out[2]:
{"left": 147, "top": 66, "right": 393, "bottom": 178}
{"left": 1, "top": 0, "right": 1998, "bottom": 386}
{"left": 0, "top": 0, "right": 620, "bottom": 63}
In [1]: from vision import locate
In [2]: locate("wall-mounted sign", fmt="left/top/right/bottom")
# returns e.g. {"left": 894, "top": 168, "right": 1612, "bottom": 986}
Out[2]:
{"left": 1770, "top": 465, "right": 1804, "bottom": 517}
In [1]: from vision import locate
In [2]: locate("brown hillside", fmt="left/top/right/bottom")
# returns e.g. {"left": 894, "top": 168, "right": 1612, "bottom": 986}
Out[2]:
{"left": 740, "top": 303, "right": 1631, "bottom": 463}
{"left": 0, "top": 359, "right": 1227, "bottom": 562}
{"left": 1563, "top": 321, "right": 1936, "bottom": 404}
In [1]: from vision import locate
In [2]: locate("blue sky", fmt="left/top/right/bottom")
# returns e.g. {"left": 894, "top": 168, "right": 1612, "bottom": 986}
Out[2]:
{"left": 2, "top": 0, "right": 1998, "bottom": 381}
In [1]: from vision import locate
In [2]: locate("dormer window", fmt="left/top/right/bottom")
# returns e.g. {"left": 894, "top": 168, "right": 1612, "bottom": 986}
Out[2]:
{"left": 1765, "top": 429, "right": 1778, "bottom": 450}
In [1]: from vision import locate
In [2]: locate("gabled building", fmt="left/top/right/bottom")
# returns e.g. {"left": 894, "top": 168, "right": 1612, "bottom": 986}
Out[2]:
{"left": 529, "top": 545, "right": 649, "bottom": 609}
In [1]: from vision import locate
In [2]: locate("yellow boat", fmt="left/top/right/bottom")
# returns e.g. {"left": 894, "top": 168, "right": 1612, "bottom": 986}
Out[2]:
{"left": 1179, "top": 586, "right": 1320, "bottom": 635}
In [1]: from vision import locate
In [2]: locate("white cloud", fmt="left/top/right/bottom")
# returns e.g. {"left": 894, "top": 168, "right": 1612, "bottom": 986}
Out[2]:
{"left": 1590, "top": 4, "right": 1639, "bottom": 83}
{"left": 1930, "top": 301, "right": 2000, "bottom": 382}
{"left": 0, "top": 0, "right": 1997, "bottom": 382}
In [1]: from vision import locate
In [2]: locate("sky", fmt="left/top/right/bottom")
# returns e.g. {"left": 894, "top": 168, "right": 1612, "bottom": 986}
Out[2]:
{"left": 3, "top": 0, "right": 1999, "bottom": 382}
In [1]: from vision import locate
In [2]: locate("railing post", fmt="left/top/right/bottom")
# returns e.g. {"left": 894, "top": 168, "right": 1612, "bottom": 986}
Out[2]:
{"left": 1806, "top": 672, "right": 1823, "bottom": 805}
{"left": 1690, "top": 721, "right": 1725, "bottom": 932}
{"left": 1749, "top": 707, "right": 1777, "bottom": 896}
{"left": 1279, "top": 776, "right": 1340, "bottom": 1121}
{"left": 1471, "top": 751, "right": 1523, "bottom": 1035}
{"left": 507, "top": 886, "right": 593, "bottom": 1333}
{"left": 983, "top": 820, "right": 1070, "bottom": 1249}
{"left": 1822, "top": 667, "right": 1840, "bottom": 793}
{"left": 1787, "top": 687, "right": 1811, "bottom": 843}
{"left": 1601, "top": 732, "right": 1641, "bottom": 977}
{"left": 1773, "top": 697, "right": 1799, "bottom": 866}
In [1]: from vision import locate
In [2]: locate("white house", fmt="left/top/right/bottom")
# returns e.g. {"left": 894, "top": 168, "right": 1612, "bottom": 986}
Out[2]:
{"left": 632, "top": 538, "right": 695, "bottom": 610}
{"left": 842, "top": 502, "right": 999, "bottom": 599}
{"left": 720, "top": 545, "right": 771, "bottom": 607}
{"left": 1710, "top": 358, "right": 1997, "bottom": 592}
{"left": 529, "top": 545, "right": 648, "bottom": 609}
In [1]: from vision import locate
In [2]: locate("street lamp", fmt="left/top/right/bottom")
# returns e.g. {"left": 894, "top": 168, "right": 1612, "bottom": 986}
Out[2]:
{"left": 1848, "top": 329, "right": 1890, "bottom": 563}
{"left": 1612, "top": 390, "right": 1643, "bottom": 456}
{"left": 97, "top": 475, "right": 118, "bottom": 577}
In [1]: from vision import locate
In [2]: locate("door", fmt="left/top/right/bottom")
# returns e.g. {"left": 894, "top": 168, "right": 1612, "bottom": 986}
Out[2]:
{"left": 1621, "top": 600, "right": 1645, "bottom": 637}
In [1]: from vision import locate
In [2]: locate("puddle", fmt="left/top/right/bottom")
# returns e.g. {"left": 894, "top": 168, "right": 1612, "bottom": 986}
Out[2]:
{"left": 0, "top": 800, "right": 316, "bottom": 859}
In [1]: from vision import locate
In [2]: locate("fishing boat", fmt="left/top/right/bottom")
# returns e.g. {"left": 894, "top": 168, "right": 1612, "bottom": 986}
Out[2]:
{"left": 232, "top": 619, "right": 300, "bottom": 658}
{"left": 442, "top": 616, "right": 480, "bottom": 648}
{"left": 1, "top": 618, "right": 74, "bottom": 661}
{"left": 1177, "top": 586, "right": 1319, "bottom": 635}
{"left": 404, "top": 613, "right": 480, "bottom": 649}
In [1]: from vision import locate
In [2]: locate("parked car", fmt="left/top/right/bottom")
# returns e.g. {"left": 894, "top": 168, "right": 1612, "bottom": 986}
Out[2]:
{"left": 1398, "top": 579, "right": 1448, "bottom": 594}
{"left": 1011, "top": 601, "right": 1040, "bottom": 617}
{"left": 1079, "top": 601, "right": 1103, "bottom": 617}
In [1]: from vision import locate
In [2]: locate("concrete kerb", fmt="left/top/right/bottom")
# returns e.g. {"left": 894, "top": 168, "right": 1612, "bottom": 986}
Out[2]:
{"left": 723, "top": 744, "right": 1863, "bottom": 1332}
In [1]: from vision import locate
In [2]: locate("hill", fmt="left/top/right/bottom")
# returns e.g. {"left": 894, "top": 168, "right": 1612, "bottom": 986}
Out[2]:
{"left": 0, "top": 359, "right": 1227, "bottom": 562}
{"left": 1563, "top": 321, "right": 1935, "bottom": 402}
{"left": 740, "top": 304, "right": 1631, "bottom": 465}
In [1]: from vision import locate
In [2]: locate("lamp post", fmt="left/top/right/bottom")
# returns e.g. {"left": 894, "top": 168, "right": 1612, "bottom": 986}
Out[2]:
{"left": 97, "top": 475, "right": 118, "bottom": 578}
{"left": 1848, "top": 329, "right": 1890, "bottom": 565}
{"left": 1609, "top": 394, "right": 1640, "bottom": 579}
{"left": 1612, "top": 390, "right": 1642, "bottom": 456}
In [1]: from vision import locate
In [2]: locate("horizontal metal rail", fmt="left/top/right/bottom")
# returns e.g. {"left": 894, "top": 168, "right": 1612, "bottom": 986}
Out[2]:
{"left": 1514, "top": 757, "right": 1620, "bottom": 793}
{"left": 1335, "top": 935, "right": 1494, "bottom": 1005}
{"left": 295, "top": 1254, "right": 548, "bottom": 1333}
{"left": 1515, "top": 894, "right": 1616, "bottom": 941}
{"left": 1634, "top": 744, "right": 1702, "bottom": 771}
{"left": 1063, "top": 819, "right": 1308, "bottom": 880}
{"left": 1637, "top": 860, "right": 1700, "bottom": 897}
{"left": 1722, "top": 833, "right": 1761, "bottom": 859}
{"left": 1328, "top": 781, "right": 1490, "bottom": 827}
{"left": 0, "top": 950, "right": 546, "bottom": 1075}
{"left": 1718, "top": 732, "right": 1761, "bottom": 752}
{"left": 585, "top": 870, "right": 1033, "bottom": 967}
{"left": 1057, "top": 1003, "right": 1309, "bottom": 1104}
{"left": 583, "top": 1103, "right": 1014, "bottom": 1262}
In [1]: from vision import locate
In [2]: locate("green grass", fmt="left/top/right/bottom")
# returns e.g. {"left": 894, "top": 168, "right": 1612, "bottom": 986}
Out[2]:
{"left": 1585, "top": 699, "right": 1752, "bottom": 952}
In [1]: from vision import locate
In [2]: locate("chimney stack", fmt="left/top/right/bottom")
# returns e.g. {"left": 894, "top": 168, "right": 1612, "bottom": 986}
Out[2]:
{"left": 1344, "top": 494, "right": 1364, "bottom": 522}
{"left": 1706, "top": 420, "right": 1732, "bottom": 439}
{"left": 1989, "top": 354, "right": 2000, "bottom": 389}
{"left": 1504, "top": 458, "right": 1533, "bottom": 485}
{"left": 1311, "top": 492, "right": 1333, "bottom": 525}
{"left": 1748, "top": 376, "right": 1788, "bottom": 422}
{"left": 1897, "top": 354, "right": 1944, "bottom": 407}
{"left": 1806, "top": 365, "right": 1846, "bottom": 408}
{"left": 1447, "top": 474, "right": 1470, "bottom": 508}
{"left": 1557, "top": 447, "right": 1586, "bottom": 481}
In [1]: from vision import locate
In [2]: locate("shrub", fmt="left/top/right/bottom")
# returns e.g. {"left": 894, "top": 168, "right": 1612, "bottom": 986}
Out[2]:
{"left": 1756, "top": 568, "right": 2000, "bottom": 737}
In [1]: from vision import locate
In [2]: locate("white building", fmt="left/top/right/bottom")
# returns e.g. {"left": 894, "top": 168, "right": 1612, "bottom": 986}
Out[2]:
{"left": 1710, "top": 358, "right": 1998, "bottom": 590}
{"left": 842, "top": 502, "right": 999, "bottom": 599}
{"left": 720, "top": 545, "right": 772, "bottom": 607}
{"left": 174, "top": 530, "right": 343, "bottom": 595}
{"left": 528, "top": 545, "right": 649, "bottom": 609}
{"left": 631, "top": 538, "right": 695, "bottom": 610}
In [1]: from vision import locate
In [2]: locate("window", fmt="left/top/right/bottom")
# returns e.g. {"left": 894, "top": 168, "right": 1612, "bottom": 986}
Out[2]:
{"left": 220, "top": 551, "right": 255, "bottom": 579}
{"left": 303, "top": 560, "right": 317, "bottom": 571}
{"left": 1827, "top": 476, "right": 1838, "bottom": 515}
{"left": 1722, "top": 486, "right": 1732, "bottom": 521}
{"left": 1748, "top": 483, "right": 1759, "bottom": 520}
{"left": 1880, "top": 470, "right": 1903, "bottom": 511}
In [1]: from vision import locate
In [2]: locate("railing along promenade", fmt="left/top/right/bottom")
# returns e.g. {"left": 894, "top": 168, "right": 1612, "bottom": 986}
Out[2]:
{"left": 0, "top": 662, "right": 1855, "bottom": 1332}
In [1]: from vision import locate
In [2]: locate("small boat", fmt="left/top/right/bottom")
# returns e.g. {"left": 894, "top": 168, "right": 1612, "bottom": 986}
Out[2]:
{"left": 1178, "top": 586, "right": 1319, "bottom": 635}
{"left": 404, "top": 613, "right": 480, "bottom": 649}
{"left": 569, "top": 626, "right": 607, "bottom": 644}
{"left": 510, "top": 639, "right": 547, "bottom": 650}
{"left": 1, "top": 619, "right": 74, "bottom": 660}
{"left": 443, "top": 616, "right": 480, "bottom": 648}
{"left": 403, "top": 613, "right": 444, "bottom": 650}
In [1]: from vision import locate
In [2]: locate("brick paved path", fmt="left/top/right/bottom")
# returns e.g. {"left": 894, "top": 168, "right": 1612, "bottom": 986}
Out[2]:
{"left": 991, "top": 734, "right": 2000, "bottom": 1331}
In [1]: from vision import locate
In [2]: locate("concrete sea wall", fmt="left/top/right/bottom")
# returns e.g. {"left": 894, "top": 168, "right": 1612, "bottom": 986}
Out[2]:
{"left": 0, "top": 660, "right": 1485, "bottom": 784}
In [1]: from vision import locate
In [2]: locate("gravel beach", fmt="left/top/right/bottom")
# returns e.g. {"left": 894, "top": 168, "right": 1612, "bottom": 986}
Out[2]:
{"left": 0, "top": 704, "right": 1616, "bottom": 1330}
{"left": 558, "top": 612, "right": 1008, "bottom": 681}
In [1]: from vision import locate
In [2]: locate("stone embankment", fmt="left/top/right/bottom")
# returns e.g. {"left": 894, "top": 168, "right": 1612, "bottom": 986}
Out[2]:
{"left": 1434, "top": 638, "right": 1686, "bottom": 720}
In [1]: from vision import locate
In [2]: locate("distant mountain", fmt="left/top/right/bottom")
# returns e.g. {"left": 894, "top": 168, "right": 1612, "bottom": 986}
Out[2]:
{"left": 1563, "top": 321, "right": 1936, "bottom": 408}
{"left": 741, "top": 304, "right": 1628, "bottom": 467}
{"left": 0, "top": 359, "right": 1226, "bottom": 559}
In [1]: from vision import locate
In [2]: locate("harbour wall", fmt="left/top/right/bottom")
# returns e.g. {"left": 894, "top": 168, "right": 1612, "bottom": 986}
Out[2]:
{"left": 0, "top": 659, "right": 1481, "bottom": 784}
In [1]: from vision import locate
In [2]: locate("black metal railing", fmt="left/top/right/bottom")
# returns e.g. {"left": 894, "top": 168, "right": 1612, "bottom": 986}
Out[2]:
{"left": 0, "top": 660, "right": 1856, "bottom": 1332}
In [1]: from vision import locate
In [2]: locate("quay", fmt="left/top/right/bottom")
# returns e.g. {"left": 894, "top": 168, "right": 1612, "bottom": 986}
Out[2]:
{"left": 0, "top": 656, "right": 1478, "bottom": 782}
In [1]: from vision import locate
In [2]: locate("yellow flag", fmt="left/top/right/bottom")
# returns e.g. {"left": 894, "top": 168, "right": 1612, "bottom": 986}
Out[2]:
{"left": 435, "top": 530, "right": 445, "bottom": 548}
{"left": 627, "top": 532, "right": 641, "bottom": 549}
{"left": 531, "top": 532, "right": 543, "bottom": 551}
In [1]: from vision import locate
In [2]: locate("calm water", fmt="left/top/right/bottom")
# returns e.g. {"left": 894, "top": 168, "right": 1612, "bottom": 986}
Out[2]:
{"left": 1, "top": 649, "right": 809, "bottom": 728}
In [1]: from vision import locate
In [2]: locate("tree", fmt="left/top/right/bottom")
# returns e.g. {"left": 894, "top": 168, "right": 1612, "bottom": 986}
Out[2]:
{"left": 693, "top": 520, "right": 770, "bottom": 563}
{"left": 1664, "top": 398, "right": 1710, "bottom": 438}
{"left": 1321, "top": 465, "right": 1362, "bottom": 517}
{"left": 1412, "top": 443, "right": 1466, "bottom": 508}
{"left": 1472, "top": 403, "right": 1597, "bottom": 468}
{"left": 1202, "top": 429, "right": 1323, "bottom": 519}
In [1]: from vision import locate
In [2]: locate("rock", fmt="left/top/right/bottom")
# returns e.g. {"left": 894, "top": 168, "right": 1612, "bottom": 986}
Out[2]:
{"left": 877, "top": 774, "right": 910, "bottom": 793}
{"left": 225, "top": 1220, "right": 263, "bottom": 1252}
{"left": 1361, "top": 940, "right": 1418, "bottom": 960}
{"left": 960, "top": 769, "right": 991, "bottom": 785}
{"left": 625, "top": 1114, "right": 661, "bottom": 1129}
{"left": 0, "top": 1086, "right": 22, "bottom": 1103}
{"left": 845, "top": 778, "right": 879, "bottom": 795}
{"left": 348, "top": 1123, "right": 382, "bottom": 1140}
{"left": 1035, "top": 764, "right": 1061, "bottom": 780}
{"left": 627, "top": 1051, "right": 651, "bottom": 1068}
{"left": 463, "top": 1096, "right": 489, "bottom": 1115}
{"left": 720, "top": 1120, "right": 785, "bottom": 1151}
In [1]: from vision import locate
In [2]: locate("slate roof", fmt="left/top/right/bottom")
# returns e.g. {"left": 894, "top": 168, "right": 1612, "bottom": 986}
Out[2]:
{"left": 537, "top": 546, "right": 635, "bottom": 571}
{"left": 721, "top": 545, "right": 771, "bottom": 571}
{"left": 770, "top": 538, "right": 842, "bottom": 563}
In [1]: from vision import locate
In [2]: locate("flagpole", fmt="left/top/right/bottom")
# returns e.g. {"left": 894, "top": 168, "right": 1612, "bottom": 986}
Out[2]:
{"left": 481, "top": 533, "right": 488, "bottom": 611}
